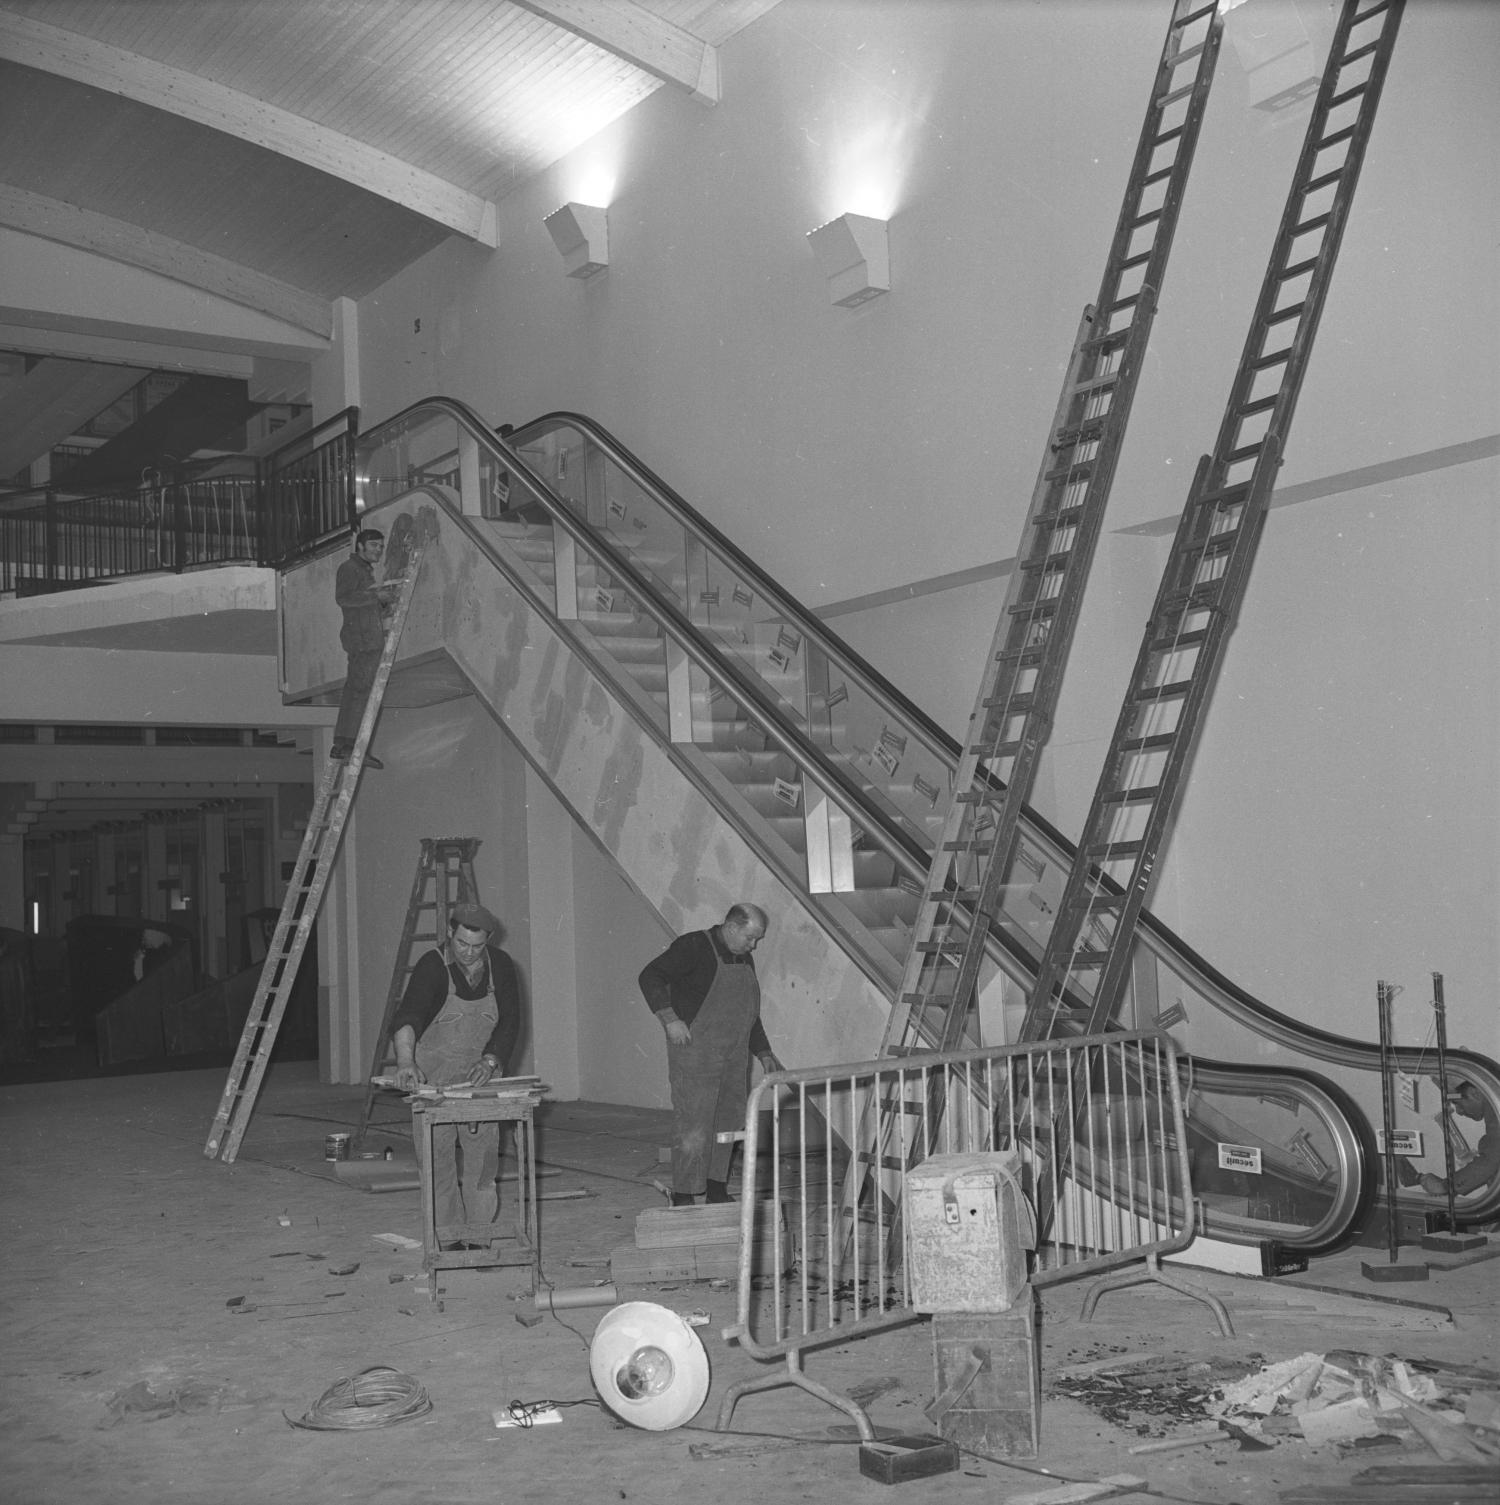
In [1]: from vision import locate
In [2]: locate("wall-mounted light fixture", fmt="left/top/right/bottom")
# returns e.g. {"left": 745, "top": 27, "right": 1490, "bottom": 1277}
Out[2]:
{"left": 544, "top": 202, "right": 609, "bottom": 279}
{"left": 806, "top": 213, "right": 889, "bottom": 307}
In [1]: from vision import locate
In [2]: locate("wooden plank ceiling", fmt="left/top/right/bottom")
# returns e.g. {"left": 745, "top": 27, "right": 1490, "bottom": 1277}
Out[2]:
{"left": 0, "top": 0, "right": 779, "bottom": 328}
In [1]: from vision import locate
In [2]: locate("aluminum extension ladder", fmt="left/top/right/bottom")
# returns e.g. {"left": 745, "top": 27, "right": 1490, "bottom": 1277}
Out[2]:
{"left": 1020, "top": 0, "right": 1405, "bottom": 1044}
{"left": 881, "top": 0, "right": 1226, "bottom": 1061}
{"left": 204, "top": 506, "right": 437, "bottom": 1162}
{"left": 350, "top": 836, "right": 483, "bottom": 1149}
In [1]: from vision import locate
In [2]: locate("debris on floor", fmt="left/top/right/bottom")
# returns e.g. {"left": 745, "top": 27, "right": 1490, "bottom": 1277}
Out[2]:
{"left": 1207, "top": 1350, "right": 1500, "bottom": 1461}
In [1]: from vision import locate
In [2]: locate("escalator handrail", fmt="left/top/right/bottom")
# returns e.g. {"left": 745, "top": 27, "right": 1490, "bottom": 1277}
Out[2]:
{"left": 355, "top": 411, "right": 934, "bottom": 897}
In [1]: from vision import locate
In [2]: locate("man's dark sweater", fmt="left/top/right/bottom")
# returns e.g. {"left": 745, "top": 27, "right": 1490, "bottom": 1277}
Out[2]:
{"left": 390, "top": 946, "right": 521, "bottom": 1066}
{"left": 638, "top": 928, "right": 773, "bottom": 1063}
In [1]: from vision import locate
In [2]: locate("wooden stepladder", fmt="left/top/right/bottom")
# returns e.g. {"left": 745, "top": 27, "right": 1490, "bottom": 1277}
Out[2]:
{"left": 204, "top": 506, "right": 437, "bottom": 1163}
{"left": 1020, "top": 0, "right": 1405, "bottom": 1046}
{"left": 351, "top": 837, "right": 483, "bottom": 1149}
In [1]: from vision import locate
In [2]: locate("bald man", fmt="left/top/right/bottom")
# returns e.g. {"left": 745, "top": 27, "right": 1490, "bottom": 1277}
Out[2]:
{"left": 640, "top": 904, "right": 779, "bottom": 1207}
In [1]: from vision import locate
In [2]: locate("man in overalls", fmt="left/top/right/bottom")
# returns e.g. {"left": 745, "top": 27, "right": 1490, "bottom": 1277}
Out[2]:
{"left": 391, "top": 903, "right": 521, "bottom": 1244}
{"left": 639, "top": 904, "right": 779, "bottom": 1207}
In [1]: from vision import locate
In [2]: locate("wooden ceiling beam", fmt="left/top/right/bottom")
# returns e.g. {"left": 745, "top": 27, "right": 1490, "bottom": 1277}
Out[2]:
{"left": 513, "top": 0, "right": 720, "bottom": 104}
{"left": 0, "top": 12, "right": 498, "bottom": 245}
{"left": 0, "top": 185, "right": 332, "bottom": 339}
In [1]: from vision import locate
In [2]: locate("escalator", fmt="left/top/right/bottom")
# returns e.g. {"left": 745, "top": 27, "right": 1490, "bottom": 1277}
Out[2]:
{"left": 347, "top": 398, "right": 1498, "bottom": 1258}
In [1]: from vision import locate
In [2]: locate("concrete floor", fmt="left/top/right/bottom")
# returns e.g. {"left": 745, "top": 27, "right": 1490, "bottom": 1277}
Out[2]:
{"left": 2, "top": 1062, "right": 1495, "bottom": 1505}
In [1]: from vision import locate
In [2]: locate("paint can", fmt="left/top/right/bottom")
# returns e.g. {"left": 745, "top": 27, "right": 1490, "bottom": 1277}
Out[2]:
{"left": 325, "top": 1132, "right": 351, "bottom": 1161}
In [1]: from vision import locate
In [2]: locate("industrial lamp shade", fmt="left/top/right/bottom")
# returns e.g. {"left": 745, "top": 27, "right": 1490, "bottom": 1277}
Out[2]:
{"left": 589, "top": 1301, "right": 710, "bottom": 1430}
{"left": 806, "top": 212, "right": 890, "bottom": 307}
{"left": 544, "top": 202, "right": 609, "bottom": 278}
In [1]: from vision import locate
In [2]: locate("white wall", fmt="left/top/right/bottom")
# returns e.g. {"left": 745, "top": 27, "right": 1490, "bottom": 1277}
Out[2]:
{"left": 346, "top": 1, "right": 1499, "bottom": 1061}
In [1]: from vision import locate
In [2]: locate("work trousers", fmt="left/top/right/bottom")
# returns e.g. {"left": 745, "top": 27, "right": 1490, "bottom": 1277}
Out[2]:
{"left": 333, "top": 646, "right": 381, "bottom": 745}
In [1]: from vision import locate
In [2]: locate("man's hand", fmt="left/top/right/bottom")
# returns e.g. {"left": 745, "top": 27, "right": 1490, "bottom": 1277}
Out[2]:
{"left": 394, "top": 1061, "right": 425, "bottom": 1092}
{"left": 465, "top": 1056, "right": 498, "bottom": 1087}
{"left": 1419, "top": 1172, "right": 1447, "bottom": 1196}
{"left": 665, "top": 1020, "right": 691, "bottom": 1047}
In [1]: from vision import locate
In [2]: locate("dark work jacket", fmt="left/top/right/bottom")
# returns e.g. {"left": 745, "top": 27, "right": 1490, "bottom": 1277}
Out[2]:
{"left": 639, "top": 928, "right": 773, "bottom": 1064}
{"left": 336, "top": 553, "right": 385, "bottom": 654}
{"left": 390, "top": 946, "right": 521, "bottom": 1068}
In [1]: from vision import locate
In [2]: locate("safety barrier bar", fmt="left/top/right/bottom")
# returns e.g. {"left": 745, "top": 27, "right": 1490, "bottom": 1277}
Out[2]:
{"left": 718, "top": 1029, "right": 1228, "bottom": 1438}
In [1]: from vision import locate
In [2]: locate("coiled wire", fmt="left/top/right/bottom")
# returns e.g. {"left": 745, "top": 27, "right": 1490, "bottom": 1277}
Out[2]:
{"left": 285, "top": 1365, "right": 433, "bottom": 1430}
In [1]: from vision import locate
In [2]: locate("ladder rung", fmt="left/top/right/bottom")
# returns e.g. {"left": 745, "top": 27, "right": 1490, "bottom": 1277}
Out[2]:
{"left": 1238, "top": 393, "right": 1278, "bottom": 418}
{"left": 1088, "top": 839, "right": 1144, "bottom": 860}
{"left": 945, "top": 838, "right": 993, "bottom": 854}
{"left": 1008, "top": 597, "right": 1059, "bottom": 621}
{"left": 1303, "top": 167, "right": 1344, "bottom": 196}
{"left": 1174, "top": 3, "right": 1219, "bottom": 29}
{"left": 1328, "top": 81, "right": 1369, "bottom": 111}
{"left": 1340, "top": 38, "right": 1383, "bottom": 68}
{"left": 1151, "top": 627, "right": 1208, "bottom": 651}
{"left": 1166, "top": 38, "right": 1209, "bottom": 67}
{"left": 916, "top": 940, "right": 964, "bottom": 955}
{"left": 1279, "top": 255, "right": 1320, "bottom": 283}
{"left": 1104, "top": 292, "right": 1143, "bottom": 315}
{"left": 1043, "top": 460, "right": 1092, "bottom": 484}
{"left": 1225, "top": 441, "right": 1266, "bottom": 465}
{"left": 1071, "top": 368, "right": 1121, "bottom": 396}
{"left": 1128, "top": 209, "right": 1164, "bottom": 231}
{"left": 1197, "top": 480, "right": 1252, "bottom": 507}
{"left": 1154, "top": 79, "right": 1197, "bottom": 110}
{"left": 1070, "top": 950, "right": 1110, "bottom": 968}
{"left": 1082, "top": 326, "right": 1132, "bottom": 354}
{"left": 1250, "top": 348, "right": 1292, "bottom": 372}
{"left": 1150, "top": 124, "right": 1186, "bottom": 149}
{"left": 1139, "top": 163, "right": 1175, "bottom": 189}
{"left": 1103, "top": 785, "right": 1160, "bottom": 806}
{"left": 1135, "top": 678, "right": 1193, "bottom": 702}
{"left": 1121, "top": 732, "right": 1177, "bottom": 753}
{"left": 1291, "top": 210, "right": 1333, "bottom": 238}
{"left": 1317, "top": 123, "right": 1358, "bottom": 152}
{"left": 1264, "top": 301, "right": 1306, "bottom": 328}
{"left": 1117, "top": 249, "right": 1153, "bottom": 273}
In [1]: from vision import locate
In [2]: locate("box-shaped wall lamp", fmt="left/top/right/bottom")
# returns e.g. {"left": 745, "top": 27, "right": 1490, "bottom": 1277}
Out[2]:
{"left": 544, "top": 202, "right": 609, "bottom": 278}
{"left": 806, "top": 213, "right": 889, "bottom": 307}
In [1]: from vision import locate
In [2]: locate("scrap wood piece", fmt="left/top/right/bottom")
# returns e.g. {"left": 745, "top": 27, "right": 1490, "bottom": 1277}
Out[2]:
{"left": 1006, "top": 1474, "right": 1147, "bottom": 1505}
{"left": 847, "top": 1375, "right": 903, "bottom": 1406}
{"left": 1393, "top": 1400, "right": 1494, "bottom": 1464}
{"left": 687, "top": 1435, "right": 813, "bottom": 1461}
{"left": 1057, "top": 1352, "right": 1159, "bottom": 1380}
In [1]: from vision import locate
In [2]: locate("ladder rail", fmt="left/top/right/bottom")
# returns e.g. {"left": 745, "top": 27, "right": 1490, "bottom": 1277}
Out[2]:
{"left": 1022, "top": 0, "right": 1406, "bottom": 1044}
{"left": 882, "top": 0, "right": 1226, "bottom": 1060}
{"left": 204, "top": 507, "right": 437, "bottom": 1162}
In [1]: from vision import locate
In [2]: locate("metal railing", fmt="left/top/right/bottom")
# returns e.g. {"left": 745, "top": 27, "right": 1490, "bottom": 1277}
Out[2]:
{"left": 717, "top": 1029, "right": 1230, "bottom": 1439}
{"left": 0, "top": 408, "right": 358, "bottom": 594}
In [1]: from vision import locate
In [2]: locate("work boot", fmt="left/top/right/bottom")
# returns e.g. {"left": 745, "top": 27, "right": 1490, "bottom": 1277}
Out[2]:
{"left": 360, "top": 752, "right": 384, "bottom": 770}
{"left": 705, "top": 1180, "right": 733, "bottom": 1204}
{"left": 670, "top": 1192, "right": 696, "bottom": 1208}
{"left": 330, "top": 741, "right": 353, "bottom": 760}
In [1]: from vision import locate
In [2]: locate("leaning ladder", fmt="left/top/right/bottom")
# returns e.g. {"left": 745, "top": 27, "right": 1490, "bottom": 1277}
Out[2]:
{"left": 351, "top": 836, "right": 483, "bottom": 1148}
{"left": 1021, "top": 0, "right": 1405, "bottom": 1045}
{"left": 204, "top": 506, "right": 437, "bottom": 1162}
{"left": 881, "top": 0, "right": 1225, "bottom": 1060}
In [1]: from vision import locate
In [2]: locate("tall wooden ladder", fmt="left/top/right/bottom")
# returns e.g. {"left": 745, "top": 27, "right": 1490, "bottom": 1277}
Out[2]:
{"left": 832, "top": 2, "right": 1226, "bottom": 1257}
{"left": 351, "top": 836, "right": 483, "bottom": 1149}
{"left": 881, "top": 0, "right": 1225, "bottom": 1062}
{"left": 204, "top": 506, "right": 437, "bottom": 1162}
{"left": 1020, "top": 0, "right": 1405, "bottom": 1046}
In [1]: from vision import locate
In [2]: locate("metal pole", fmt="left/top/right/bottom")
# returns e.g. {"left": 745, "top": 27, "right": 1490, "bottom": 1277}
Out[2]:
{"left": 1431, "top": 973, "right": 1459, "bottom": 1234}
{"left": 1376, "top": 981, "right": 1400, "bottom": 1264}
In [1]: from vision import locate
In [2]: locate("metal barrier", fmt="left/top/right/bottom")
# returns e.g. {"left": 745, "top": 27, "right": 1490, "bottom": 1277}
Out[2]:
{"left": 719, "top": 1029, "right": 1228, "bottom": 1437}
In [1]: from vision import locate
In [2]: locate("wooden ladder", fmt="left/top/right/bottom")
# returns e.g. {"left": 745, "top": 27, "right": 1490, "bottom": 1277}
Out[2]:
{"left": 351, "top": 836, "right": 483, "bottom": 1148}
{"left": 203, "top": 506, "right": 437, "bottom": 1162}
{"left": 1021, "top": 0, "right": 1405, "bottom": 1046}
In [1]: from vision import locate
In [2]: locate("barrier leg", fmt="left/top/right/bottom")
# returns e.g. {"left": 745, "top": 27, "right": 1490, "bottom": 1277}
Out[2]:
{"left": 1080, "top": 1252, "right": 1233, "bottom": 1337}
{"left": 716, "top": 1348, "right": 877, "bottom": 1440}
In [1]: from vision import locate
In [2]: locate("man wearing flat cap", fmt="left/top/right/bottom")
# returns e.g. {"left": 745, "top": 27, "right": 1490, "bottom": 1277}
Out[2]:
{"left": 391, "top": 902, "right": 521, "bottom": 1238}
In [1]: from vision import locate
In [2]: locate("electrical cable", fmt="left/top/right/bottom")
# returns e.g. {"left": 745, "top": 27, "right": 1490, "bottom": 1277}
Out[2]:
{"left": 284, "top": 1365, "right": 433, "bottom": 1430}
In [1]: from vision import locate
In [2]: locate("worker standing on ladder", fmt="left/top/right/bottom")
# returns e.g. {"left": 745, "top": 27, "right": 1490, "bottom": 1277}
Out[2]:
{"left": 391, "top": 903, "right": 522, "bottom": 1245}
{"left": 331, "top": 527, "right": 399, "bottom": 769}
